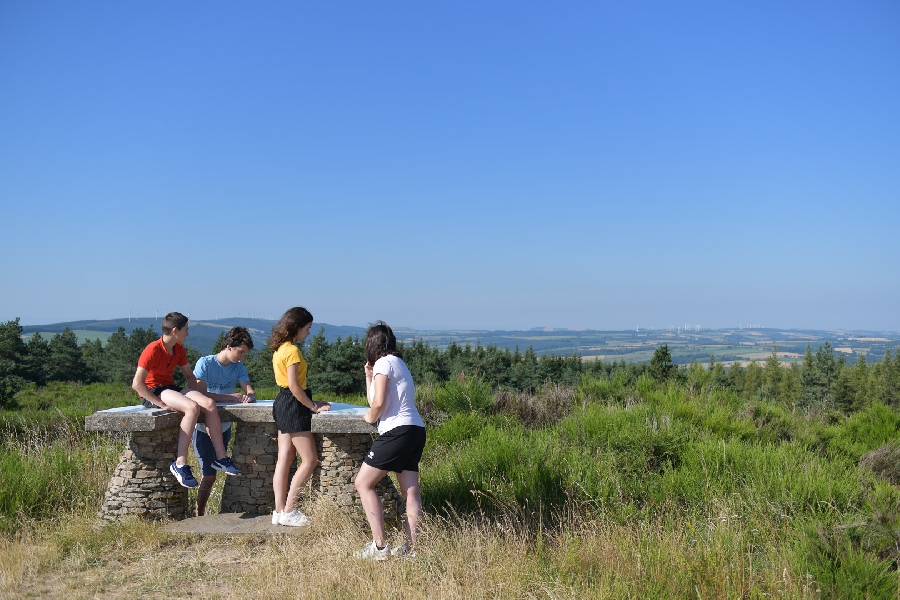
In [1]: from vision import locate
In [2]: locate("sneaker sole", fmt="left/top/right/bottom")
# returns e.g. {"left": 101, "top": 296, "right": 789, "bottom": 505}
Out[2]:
{"left": 355, "top": 553, "right": 389, "bottom": 561}
{"left": 169, "top": 464, "right": 198, "bottom": 488}
{"left": 211, "top": 464, "right": 241, "bottom": 476}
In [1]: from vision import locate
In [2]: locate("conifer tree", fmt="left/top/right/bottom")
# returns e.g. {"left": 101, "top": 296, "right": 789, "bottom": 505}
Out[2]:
{"left": 47, "top": 328, "right": 89, "bottom": 382}
{"left": 0, "top": 318, "right": 29, "bottom": 407}
{"left": 25, "top": 331, "right": 50, "bottom": 386}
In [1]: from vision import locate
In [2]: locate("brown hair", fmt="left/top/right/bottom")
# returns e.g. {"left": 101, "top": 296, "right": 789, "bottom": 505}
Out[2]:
{"left": 162, "top": 312, "right": 188, "bottom": 335}
{"left": 268, "top": 307, "right": 313, "bottom": 350}
{"left": 365, "top": 321, "right": 402, "bottom": 366}
{"left": 223, "top": 326, "right": 254, "bottom": 350}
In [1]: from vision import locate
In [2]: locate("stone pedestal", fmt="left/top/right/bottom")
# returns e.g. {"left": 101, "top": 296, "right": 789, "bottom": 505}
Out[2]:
{"left": 87, "top": 402, "right": 402, "bottom": 521}
{"left": 98, "top": 429, "right": 188, "bottom": 521}
{"left": 312, "top": 432, "right": 403, "bottom": 519}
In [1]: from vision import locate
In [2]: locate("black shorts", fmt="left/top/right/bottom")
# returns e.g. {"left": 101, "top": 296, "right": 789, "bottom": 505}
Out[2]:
{"left": 364, "top": 425, "right": 426, "bottom": 473}
{"left": 273, "top": 387, "right": 313, "bottom": 434}
{"left": 140, "top": 385, "right": 184, "bottom": 408}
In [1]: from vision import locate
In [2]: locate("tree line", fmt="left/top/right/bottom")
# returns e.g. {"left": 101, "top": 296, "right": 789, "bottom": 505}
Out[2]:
{"left": 1, "top": 317, "right": 897, "bottom": 413}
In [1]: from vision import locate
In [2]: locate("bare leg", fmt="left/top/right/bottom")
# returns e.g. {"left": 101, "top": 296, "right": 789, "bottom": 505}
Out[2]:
{"left": 284, "top": 432, "right": 318, "bottom": 513}
{"left": 273, "top": 431, "right": 296, "bottom": 513}
{"left": 159, "top": 389, "right": 199, "bottom": 465}
{"left": 397, "top": 470, "right": 422, "bottom": 549}
{"left": 354, "top": 463, "right": 388, "bottom": 547}
{"left": 195, "top": 475, "right": 216, "bottom": 516}
{"left": 184, "top": 390, "right": 227, "bottom": 458}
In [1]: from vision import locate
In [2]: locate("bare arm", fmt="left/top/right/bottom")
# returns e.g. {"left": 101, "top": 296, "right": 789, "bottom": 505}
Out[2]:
{"left": 239, "top": 381, "right": 256, "bottom": 402}
{"left": 180, "top": 363, "right": 203, "bottom": 391}
{"left": 364, "top": 373, "right": 388, "bottom": 424}
{"left": 287, "top": 363, "right": 330, "bottom": 413}
{"left": 365, "top": 363, "right": 374, "bottom": 404}
{"left": 132, "top": 366, "right": 164, "bottom": 407}
{"left": 287, "top": 363, "right": 317, "bottom": 412}
{"left": 194, "top": 378, "right": 254, "bottom": 403}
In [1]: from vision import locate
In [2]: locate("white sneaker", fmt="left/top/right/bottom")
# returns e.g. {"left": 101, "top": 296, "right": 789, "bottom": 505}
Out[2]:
{"left": 279, "top": 509, "right": 310, "bottom": 527}
{"left": 391, "top": 544, "right": 416, "bottom": 558}
{"left": 272, "top": 510, "right": 282, "bottom": 525}
{"left": 355, "top": 541, "right": 390, "bottom": 561}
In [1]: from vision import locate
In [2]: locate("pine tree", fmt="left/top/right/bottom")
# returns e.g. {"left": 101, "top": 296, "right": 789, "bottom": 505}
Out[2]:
{"left": 212, "top": 331, "right": 226, "bottom": 354}
{"left": 800, "top": 344, "right": 827, "bottom": 407}
{"left": 47, "top": 328, "right": 89, "bottom": 382}
{"left": 764, "top": 346, "right": 782, "bottom": 402}
{"left": 81, "top": 338, "right": 105, "bottom": 383}
{"left": 0, "top": 318, "right": 29, "bottom": 407}
{"left": 25, "top": 331, "right": 50, "bottom": 386}
{"left": 650, "top": 344, "right": 674, "bottom": 381}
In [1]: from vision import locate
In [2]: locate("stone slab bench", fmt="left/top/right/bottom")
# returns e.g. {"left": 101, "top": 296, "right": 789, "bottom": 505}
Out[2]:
{"left": 86, "top": 401, "right": 402, "bottom": 522}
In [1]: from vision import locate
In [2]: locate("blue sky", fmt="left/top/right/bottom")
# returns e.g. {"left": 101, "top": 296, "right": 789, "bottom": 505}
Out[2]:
{"left": 1, "top": 1, "right": 898, "bottom": 331}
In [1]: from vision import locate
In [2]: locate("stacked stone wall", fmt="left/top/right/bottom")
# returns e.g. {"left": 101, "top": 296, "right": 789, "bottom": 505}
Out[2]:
{"left": 220, "top": 426, "right": 402, "bottom": 517}
{"left": 220, "top": 423, "right": 278, "bottom": 514}
{"left": 313, "top": 433, "right": 403, "bottom": 518}
{"left": 93, "top": 408, "right": 402, "bottom": 522}
{"left": 98, "top": 430, "right": 188, "bottom": 521}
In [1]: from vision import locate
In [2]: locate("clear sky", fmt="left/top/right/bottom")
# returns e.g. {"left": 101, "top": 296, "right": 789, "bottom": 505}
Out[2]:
{"left": 1, "top": 1, "right": 898, "bottom": 331}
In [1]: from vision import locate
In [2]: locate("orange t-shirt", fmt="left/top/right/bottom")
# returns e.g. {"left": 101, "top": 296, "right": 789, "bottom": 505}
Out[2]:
{"left": 137, "top": 338, "right": 187, "bottom": 388}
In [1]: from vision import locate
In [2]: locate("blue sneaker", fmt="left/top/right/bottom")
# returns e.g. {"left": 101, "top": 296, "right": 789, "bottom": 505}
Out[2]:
{"left": 170, "top": 461, "right": 198, "bottom": 488}
{"left": 211, "top": 456, "right": 241, "bottom": 476}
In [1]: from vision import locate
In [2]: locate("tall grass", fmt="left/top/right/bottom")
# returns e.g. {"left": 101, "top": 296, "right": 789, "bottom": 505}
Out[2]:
{"left": 1, "top": 374, "right": 898, "bottom": 597}
{"left": 0, "top": 421, "right": 122, "bottom": 533}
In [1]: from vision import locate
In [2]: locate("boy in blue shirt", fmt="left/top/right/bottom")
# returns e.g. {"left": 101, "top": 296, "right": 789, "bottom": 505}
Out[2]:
{"left": 191, "top": 326, "right": 256, "bottom": 516}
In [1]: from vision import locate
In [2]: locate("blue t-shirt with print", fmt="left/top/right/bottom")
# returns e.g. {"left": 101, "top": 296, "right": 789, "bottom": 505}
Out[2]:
{"left": 193, "top": 354, "right": 250, "bottom": 394}
{"left": 193, "top": 354, "right": 250, "bottom": 433}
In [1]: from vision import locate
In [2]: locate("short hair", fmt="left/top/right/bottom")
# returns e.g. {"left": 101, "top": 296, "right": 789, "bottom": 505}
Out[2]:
{"left": 268, "top": 307, "right": 314, "bottom": 350}
{"left": 223, "top": 326, "right": 254, "bottom": 350}
{"left": 162, "top": 312, "right": 189, "bottom": 335}
{"left": 365, "top": 321, "right": 402, "bottom": 366}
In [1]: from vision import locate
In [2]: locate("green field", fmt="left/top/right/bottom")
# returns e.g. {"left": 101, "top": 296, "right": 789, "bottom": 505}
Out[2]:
{"left": 2, "top": 366, "right": 899, "bottom": 597}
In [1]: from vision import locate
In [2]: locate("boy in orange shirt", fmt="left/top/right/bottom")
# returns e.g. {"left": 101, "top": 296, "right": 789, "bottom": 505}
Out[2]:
{"left": 132, "top": 311, "right": 240, "bottom": 487}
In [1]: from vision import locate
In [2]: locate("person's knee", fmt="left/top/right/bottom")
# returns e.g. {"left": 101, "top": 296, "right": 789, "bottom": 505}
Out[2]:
{"left": 195, "top": 394, "right": 216, "bottom": 411}
{"left": 181, "top": 402, "right": 200, "bottom": 418}
{"left": 403, "top": 483, "right": 421, "bottom": 501}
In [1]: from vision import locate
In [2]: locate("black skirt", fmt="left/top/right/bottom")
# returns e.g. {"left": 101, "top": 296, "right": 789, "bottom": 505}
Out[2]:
{"left": 273, "top": 387, "right": 313, "bottom": 433}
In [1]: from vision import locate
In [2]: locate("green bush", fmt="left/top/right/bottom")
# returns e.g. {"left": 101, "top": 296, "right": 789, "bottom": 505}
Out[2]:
{"left": 432, "top": 373, "right": 493, "bottom": 414}
{"left": 0, "top": 422, "right": 121, "bottom": 532}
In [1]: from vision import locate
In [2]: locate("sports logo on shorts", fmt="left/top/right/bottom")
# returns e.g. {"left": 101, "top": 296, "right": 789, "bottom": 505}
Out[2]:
{"left": 367, "top": 451, "right": 374, "bottom": 459}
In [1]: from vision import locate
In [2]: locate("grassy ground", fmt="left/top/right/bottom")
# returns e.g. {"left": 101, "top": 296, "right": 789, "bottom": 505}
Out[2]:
{"left": 4, "top": 502, "right": 893, "bottom": 599}
{"left": 1, "top": 378, "right": 899, "bottom": 598}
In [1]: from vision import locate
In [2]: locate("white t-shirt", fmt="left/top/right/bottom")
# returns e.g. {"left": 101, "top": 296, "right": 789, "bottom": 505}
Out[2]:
{"left": 371, "top": 354, "right": 424, "bottom": 435}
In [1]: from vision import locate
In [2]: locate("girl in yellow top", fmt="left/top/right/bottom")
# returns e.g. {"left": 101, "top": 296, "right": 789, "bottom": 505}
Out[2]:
{"left": 269, "top": 306, "right": 330, "bottom": 526}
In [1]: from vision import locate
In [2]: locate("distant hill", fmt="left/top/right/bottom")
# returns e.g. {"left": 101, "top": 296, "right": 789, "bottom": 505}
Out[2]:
{"left": 21, "top": 318, "right": 366, "bottom": 356}
{"left": 18, "top": 319, "right": 900, "bottom": 365}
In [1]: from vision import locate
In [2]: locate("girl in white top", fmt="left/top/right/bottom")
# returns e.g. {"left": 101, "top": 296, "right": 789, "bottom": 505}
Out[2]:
{"left": 354, "top": 321, "right": 426, "bottom": 560}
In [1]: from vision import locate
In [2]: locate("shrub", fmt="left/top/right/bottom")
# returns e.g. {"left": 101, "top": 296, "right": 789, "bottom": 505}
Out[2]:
{"left": 492, "top": 382, "right": 575, "bottom": 428}
{"left": 432, "top": 373, "right": 493, "bottom": 415}
{"left": 859, "top": 442, "right": 900, "bottom": 485}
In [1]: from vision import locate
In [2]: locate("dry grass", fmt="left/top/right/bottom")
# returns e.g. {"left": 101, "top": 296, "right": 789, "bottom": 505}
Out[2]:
{"left": 859, "top": 442, "right": 900, "bottom": 486}
{"left": 492, "top": 383, "right": 576, "bottom": 428}
{"left": 1, "top": 495, "right": 839, "bottom": 600}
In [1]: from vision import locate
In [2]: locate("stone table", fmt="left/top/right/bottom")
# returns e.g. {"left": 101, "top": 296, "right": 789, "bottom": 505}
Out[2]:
{"left": 85, "top": 401, "right": 402, "bottom": 522}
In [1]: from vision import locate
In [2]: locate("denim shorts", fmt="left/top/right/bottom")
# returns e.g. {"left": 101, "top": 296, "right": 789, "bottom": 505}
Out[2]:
{"left": 192, "top": 426, "right": 233, "bottom": 476}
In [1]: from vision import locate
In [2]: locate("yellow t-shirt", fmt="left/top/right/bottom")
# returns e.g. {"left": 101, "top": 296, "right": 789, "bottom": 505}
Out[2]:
{"left": 272, "top": 342, "right": 308, "bottom": 389}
